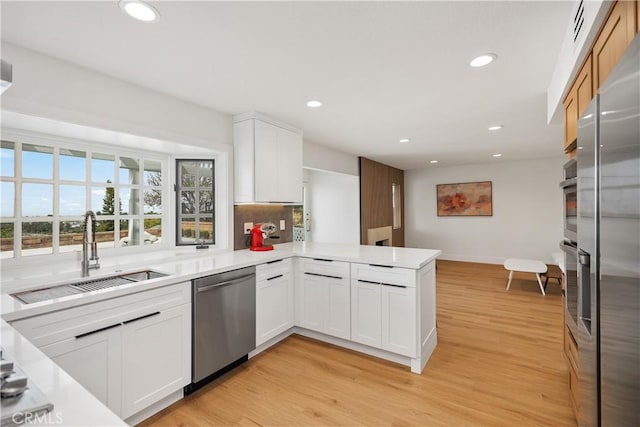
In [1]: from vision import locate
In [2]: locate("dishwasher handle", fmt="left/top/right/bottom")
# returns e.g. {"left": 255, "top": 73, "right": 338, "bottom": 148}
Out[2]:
{"left": 196, "top": 273, "right": 255, "bottom": 293}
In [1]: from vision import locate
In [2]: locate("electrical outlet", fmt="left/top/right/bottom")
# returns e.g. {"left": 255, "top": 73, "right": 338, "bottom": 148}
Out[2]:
{"left": 280, "top": 219, "right": 286, "bottom": 230}
{"left": 244, "top": 222, "right": 253, "bottom": 234}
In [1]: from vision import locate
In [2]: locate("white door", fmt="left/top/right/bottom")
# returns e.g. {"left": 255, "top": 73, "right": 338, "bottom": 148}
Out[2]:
{"left": 254, "top": 120, "right": 280, "bottom": 202}
{"left": 350, "top": 280, "right": 382, "bottom": 348}
{"left": 120, "top": 304, "right": 191, "bottom": 419}
{"left": 381, "top": 285, "right": 417, "bottom": 357}
{"left": 41, "top": 326, "right": 123, "bottom": 416}
{"left": 277, "top": 127, "right": 303, "bottom": 203}
{"left": 325, "top": 277, "right": 351, "bottom": 339}
{"left": 256, "top": 272, "right": 294, "bottom": 345}
{"left": 298, "top": 273, "right": 326, "bottom": 333}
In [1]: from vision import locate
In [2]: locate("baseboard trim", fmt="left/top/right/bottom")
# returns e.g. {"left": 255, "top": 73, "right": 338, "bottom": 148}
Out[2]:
{"left": 124, "top": 389, "right": 183, "bottom": 426}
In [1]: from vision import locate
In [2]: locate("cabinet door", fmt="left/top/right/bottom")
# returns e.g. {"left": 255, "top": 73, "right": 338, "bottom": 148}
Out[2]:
{"left": 254, "top": 120, "right": 280, "bottom": 202}
{"left": 350, "top": 280, "right": 381, "bottom": 348}
{"left": 325, "top": 277, "right": 351, "bottom": 340}
{"left": 256, "top": 272, "right": 294, "bottom": 345}
{"left": 564, "top": 90, "right": 577, "bottom": 151}
{"left": 593, "top": 0, "right": 637, "bottom": 92}
{"left": 299, "top": 273, "right": 326, "bottom": 332}
{"left": 276, "top": 127, "right": 303, "bottom": 204}
{"left": 120, "top": 304, "right": 191, "bottom": 419}
{"left": 40, "top": 326, "right": 122, "bottom": 416}
{"left": 381, "top": 285, "right": 417, "bottom": 357}
{"left": 576, "top": 54, "right": 593, "bottom": 118}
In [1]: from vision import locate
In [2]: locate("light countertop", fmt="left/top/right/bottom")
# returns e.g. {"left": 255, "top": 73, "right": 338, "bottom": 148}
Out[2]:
{"left": 1, "top": 242, "right": 441, "bottom": 322}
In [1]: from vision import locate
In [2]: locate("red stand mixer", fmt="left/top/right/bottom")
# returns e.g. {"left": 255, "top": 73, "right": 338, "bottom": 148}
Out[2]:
{"left": 249, "top": 223, "right": 277, "bottom": 251}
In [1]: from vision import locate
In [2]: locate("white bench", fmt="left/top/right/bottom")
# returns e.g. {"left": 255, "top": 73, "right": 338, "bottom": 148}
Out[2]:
{"left": 504, "top": 258, "right": 548, "bottom": 296}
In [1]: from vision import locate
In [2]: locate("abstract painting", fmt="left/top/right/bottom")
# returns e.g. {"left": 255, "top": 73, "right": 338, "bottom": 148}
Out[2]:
{"left": 436, "top": 181, "right": 492, "bottom": 216}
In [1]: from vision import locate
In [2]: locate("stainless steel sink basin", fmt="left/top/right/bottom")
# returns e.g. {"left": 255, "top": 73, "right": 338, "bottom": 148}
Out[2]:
{"left": 12, "top": 270, "right": 169, "bottom": 304}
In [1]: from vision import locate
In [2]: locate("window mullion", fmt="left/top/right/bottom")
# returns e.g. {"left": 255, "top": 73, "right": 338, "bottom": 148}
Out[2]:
{"left": 14, "top": 142, "right": 22, "bottom": 259}
{"left": 52, "top": 147, "right": 60, "bottom": 254}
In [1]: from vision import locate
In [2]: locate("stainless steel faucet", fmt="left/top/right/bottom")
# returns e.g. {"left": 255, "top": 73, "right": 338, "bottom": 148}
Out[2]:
{"left": 81, "top": 210, "right": 100, "bottom": 277}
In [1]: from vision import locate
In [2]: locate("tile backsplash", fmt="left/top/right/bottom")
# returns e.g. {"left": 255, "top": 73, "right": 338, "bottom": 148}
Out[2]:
{"left": 233, "top": 205, "right": 294, "bottom": 250}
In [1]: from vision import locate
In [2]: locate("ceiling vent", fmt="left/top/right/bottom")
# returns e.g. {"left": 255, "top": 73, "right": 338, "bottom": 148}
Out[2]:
{"left": 573, "top": 0, "right": 585, "bottom": 43}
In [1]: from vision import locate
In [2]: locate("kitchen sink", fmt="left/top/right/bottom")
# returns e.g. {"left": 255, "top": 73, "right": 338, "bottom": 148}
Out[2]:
{"left": 12, "top": 270, "right": 169, "bottom": 305}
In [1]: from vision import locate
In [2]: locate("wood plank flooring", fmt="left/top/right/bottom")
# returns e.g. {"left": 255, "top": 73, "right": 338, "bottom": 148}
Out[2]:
{"left": 140, "top": 260, "right": 575, "bottom": 427}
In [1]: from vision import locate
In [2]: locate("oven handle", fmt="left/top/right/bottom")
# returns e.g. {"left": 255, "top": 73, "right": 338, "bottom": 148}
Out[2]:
{"left": 559, "top": 178, "right": 577, "bottom": 189}
{"left": 560, "top": 240, "right": 577, "bottom": 255}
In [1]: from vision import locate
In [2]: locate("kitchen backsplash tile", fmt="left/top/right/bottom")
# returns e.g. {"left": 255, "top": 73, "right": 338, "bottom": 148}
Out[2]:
{"left": 233, "top": 205, "right": 294, "bottom": 250}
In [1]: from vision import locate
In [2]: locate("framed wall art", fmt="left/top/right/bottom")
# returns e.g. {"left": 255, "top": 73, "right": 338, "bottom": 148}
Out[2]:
{"left": 436, "top": 181, "right": 492, "bottom": 216}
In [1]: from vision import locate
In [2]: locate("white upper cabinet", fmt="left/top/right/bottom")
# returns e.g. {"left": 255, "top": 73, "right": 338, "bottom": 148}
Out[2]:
{"left": 234, "top": 113, "right": 303, "bottom": 203}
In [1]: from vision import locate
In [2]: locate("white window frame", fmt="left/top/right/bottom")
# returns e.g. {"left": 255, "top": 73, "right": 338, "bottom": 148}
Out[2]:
{"left": 0, "top": 129, "right": 171, "bottom": 262}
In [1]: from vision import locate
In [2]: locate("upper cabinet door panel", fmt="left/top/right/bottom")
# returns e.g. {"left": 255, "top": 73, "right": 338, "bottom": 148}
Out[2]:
{"left": 276, "top": 127, "right": 303, "bottom": 204}
{"left": 576, "top": 54, "right": 593, "bottom": 118}
{"left": 254, "top": 120, "right": 280, "bottom": 202}
{"left": 593, "top": 0, "right": 637, "bottom": 92}
{"left": 564, "top": 91, "right": 577, "bottom": 150}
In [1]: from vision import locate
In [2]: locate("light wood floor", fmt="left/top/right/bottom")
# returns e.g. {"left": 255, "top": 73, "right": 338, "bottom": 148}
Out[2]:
{"left": 140, "top": 260, "right": 575, "bottom": 427}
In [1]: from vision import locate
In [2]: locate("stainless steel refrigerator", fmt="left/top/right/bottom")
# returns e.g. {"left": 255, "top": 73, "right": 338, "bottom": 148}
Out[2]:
{"left": 576, "top": 35, "right": 640, "bottom": 427}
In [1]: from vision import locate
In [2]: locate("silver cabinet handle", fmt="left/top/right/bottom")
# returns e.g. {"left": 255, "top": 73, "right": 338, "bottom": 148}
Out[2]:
{"left": 267, "top": 274, "right": 284, "bottom": 281}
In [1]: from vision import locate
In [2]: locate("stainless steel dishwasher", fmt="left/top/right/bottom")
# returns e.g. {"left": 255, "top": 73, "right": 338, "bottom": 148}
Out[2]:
{"left": 190, "top": 266, "right": 256, "bottom": 390}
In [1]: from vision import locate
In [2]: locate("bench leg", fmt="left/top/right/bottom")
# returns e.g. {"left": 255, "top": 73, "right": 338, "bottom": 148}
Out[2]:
{"left": 536, "top": 273, "right": 546, "bottom": 296}
{"left": 506, "top": 270, "right": 514, "bottom": 291}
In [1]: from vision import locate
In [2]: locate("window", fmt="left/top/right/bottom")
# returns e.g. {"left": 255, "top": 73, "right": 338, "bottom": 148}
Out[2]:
{"left": 176, "top": 159, "right": 214, "bottom": 245}
{"left": 0, "top": 138, "right": 166, "bottom": 259}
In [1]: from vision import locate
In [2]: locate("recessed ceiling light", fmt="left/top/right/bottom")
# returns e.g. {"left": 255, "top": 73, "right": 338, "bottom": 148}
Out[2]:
{"left": 492, "top": 153, "right": 502, "bottom": 157}
{"left": 577, "top": 146, "right": 584, "bottom": 150}
{"left": 430, "top": 160, "right": 438, "bottom": 164}
{"left": 583, "top": 114, "right": 593, "bottom": 119}
{"left": 119, "top": 0, "right": 160, "bottom": 23}
{"left": 306, "top": 100, "right": 323, "bottom": 108}
{"left": 470, "top": 53, "right": 497, "bottom": 67}
{"left": 488, "top": 125, "right": 503, "bottom": 131}
{"left": 399, "top": 138, "right": 411, "bottom": 143}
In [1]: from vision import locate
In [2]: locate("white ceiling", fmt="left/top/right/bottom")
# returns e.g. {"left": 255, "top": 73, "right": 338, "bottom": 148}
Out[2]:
{"left": 0, "top": 1, "right": 573, "bottom": 170}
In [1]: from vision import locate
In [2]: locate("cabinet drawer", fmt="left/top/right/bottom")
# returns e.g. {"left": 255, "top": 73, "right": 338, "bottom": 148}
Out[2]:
{"left": 351, "top": 263, "right": 415, "bottom": 287}
{"left": 299, "top": 258, "right": 349, "bottom": 279}
{"left": 256, "top": 257, "right": 292, "bottom": 282}
{"left": 11, "top": 282, "right": 190, "bottom": 348}
{"left": 564, "top": 325, "right": 579, "bottom": 373}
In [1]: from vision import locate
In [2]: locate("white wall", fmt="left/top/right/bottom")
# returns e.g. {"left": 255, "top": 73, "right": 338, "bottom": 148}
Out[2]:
{"left": 306, "top": 169, "right": 360, "bottom": 245}
{"left": 405, "top": 157, "right": 564, "bottom": 264}
{"left": 1, "top": 42, "right": 232, "bottom": 149}
{"left": 303, "top": 139, "right": 359, "bottom": 176}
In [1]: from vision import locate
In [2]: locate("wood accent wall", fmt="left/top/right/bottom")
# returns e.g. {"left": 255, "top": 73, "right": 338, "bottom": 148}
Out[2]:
{"left": 359, "top": 157, "right": 405, "bottom": 247}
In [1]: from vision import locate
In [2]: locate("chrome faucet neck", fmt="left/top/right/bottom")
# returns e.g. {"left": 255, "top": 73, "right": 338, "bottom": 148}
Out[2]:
{"left": 81, "top": 210, "right": 100, "bottom": 277}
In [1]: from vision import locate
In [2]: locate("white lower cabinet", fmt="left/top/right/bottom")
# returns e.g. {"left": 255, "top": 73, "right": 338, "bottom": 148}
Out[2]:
{"left": 351, "top": 280, "right": 381, "bottom": 347}
{"left": 120, "top": 303, "right": 191, "bottom": 419}
{"left": 41, "top": 324, "right": 123, "bottom": 415}
{"left": 256, "top": 259, "right": 294, "bottom": 346}
{"left": 350, "top": 264, "right": 418, "bottom": 358}
{"left": 297, "top": 258, "right": 350, "bottom": 340}
{"left": 381, "top": 284, "right": 417, "bottom": 357}
{"left": 11, "top": 283, "right": 191, "bottom": 420}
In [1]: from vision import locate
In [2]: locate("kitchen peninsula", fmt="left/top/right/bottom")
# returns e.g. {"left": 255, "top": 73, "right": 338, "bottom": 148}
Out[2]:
{"left": 0, "top": 242, "right": 440, "bottom": 426}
